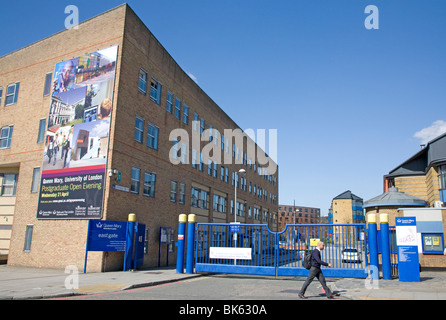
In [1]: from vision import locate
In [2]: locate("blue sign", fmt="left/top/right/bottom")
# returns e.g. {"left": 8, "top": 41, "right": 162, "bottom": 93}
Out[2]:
{"left": 230, "top": 224, "right": 241, "bottom": 233}
{"left": 87, "top": 220, "right": 127, "bottom": 252}
{"left": 395, "top": 217, "right": 420, "bottom": 282}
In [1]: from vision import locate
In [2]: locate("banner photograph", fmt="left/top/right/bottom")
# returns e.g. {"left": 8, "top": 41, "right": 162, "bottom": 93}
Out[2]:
{"left": 37, "top": 45, "right": 118, "bottom": 219}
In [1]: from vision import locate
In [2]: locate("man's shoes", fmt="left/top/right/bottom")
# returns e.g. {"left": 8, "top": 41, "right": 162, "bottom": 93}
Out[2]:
{"left": 298, "top": 294, "right": 307, "bottom": 299}
{"left": 327, "top": 295, "right": 335, "bottom": 299}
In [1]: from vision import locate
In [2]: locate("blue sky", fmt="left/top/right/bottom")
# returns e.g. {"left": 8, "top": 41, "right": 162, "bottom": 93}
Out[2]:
{"left": 1, "top": 0, "right": 445, "bottom": 215}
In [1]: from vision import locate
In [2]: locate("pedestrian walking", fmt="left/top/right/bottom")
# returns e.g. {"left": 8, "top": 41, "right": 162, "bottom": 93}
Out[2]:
{"left": 298, "top": 241, "right": 336, "bottom": 299}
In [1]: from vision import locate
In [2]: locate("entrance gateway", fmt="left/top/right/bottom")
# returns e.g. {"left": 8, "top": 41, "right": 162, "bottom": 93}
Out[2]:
{"left": 194, "top": 223, "right": 368, "bottom": 278}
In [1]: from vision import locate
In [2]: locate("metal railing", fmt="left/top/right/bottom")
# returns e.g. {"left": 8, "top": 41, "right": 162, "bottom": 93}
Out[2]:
{"left": 195, "top": 223, "right": 368, "bottom": 278}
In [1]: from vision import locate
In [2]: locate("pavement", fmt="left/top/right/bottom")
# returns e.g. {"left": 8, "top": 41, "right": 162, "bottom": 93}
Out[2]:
{"left": 0, "top": 265, "right": 201, "bottom": 300}
{"left": 0, "top": 263, "right": 445, "bottom": 300}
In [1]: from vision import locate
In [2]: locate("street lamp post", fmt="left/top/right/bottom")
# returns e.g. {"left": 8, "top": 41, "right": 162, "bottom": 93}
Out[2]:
{"left": 233, "top": 168, "right": 246, "bottom": 266}
{"left": 234, "top": 168, "right": 246, "bottom": 223}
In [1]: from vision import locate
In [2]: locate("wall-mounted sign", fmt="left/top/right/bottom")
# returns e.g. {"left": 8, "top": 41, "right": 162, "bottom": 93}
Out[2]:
{"left": 37, "top": 45, "right": 118, "bottom": 220}
{"left": 209, "top": 247, "right": 252, "bottom": 260}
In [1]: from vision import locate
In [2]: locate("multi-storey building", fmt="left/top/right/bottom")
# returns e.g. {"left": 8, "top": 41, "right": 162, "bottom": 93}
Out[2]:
{"left": 0, "top": 4, "right": 278, "bottom": 271}
{"left": 384, "top": 132, "right": 446, "bottom": 207}
{"left": 277, "top": 204, "right": 320, "bottom": 231}
{"left": 329, "top": 190, "right": 364, "bottom": 224}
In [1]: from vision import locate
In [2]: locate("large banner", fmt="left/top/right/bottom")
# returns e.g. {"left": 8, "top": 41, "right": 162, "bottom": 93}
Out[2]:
{"left": 37, "top": 46, "right": 118, "bottom": 219}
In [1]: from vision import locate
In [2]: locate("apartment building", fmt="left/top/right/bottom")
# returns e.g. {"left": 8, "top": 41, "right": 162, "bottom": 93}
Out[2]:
{"left": 0, "top": 4, "right": 278, "bottom": 272}
{"left": 328, "top": 190, "right": 364, "bottom": 225}
{"left": 277, "top": 204, "right": 320, "bottom": 231}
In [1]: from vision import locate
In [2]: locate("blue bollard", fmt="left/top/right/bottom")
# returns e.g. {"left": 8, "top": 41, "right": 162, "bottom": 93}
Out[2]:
{"left": 368, "top": 213, "right": 379, "bottom": 280}
{"left": 176, "top": 214, "right": 187, "bottom": 274}
{"left": 124, "top": 213, "right": 136, "bottom": 271}
{"left": 186, "top": 214, "right": 196, "bottom": 274}
{"left": 380, "top": 214, "right": 392, "bottom": 280}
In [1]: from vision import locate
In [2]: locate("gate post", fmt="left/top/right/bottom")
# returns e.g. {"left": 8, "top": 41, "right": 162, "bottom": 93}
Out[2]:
{"left": 367, "top": 213, "right": 379, "bottom": 280}
{"left": 176, "top": 214, "right": 187, "bottom": 274}
{"left": 380, "top": 214, "right": 392, "bottom": 280}
{"left": 186, "top": 214, "right": 196, "bottom": 274}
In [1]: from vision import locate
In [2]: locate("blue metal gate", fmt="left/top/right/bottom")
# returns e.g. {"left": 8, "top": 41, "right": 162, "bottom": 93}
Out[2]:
{"left": 195, "top": 223, "right": 368, "bottom": 278}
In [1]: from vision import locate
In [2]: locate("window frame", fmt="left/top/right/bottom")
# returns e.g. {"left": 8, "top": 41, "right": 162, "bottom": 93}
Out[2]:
{"left": 1, "top": 173, "right": 18, "bottom": 196}
{"left": 134, "top": 116, "right": 144, "bottom": 143}
{"left": 166, "top": 91, "right": 173, "bottom": 113}
{"left": 37, "top": 119, "right": 46, "bottom": 144}
{"left": 179, "top": 183, "right": 186, "bottom": 204}
{"left": 31, "top": 167, "right": 41, "bottom": 193}
{"left": 183, "top": 104, "right": 189, "bottom": 125}
{"left": 138, "top": 69, "right": 148, "bottom": 95}
{"left": 170, "top": 180, "right": 178, "bottom": 202}
{"left": 43, "top": 73, "right": 53, "bottom": 97}
{"left": 5, "top": 82, "right": 20, "bottom": 106}
{"left": 174, "top": 98, "right": 181, "bottom": 119}
{"left": 0, "top": 125, "right": 13, "bottom": 149}
{"left": 130, "top": 167, "right": 141, "bottom": 194}
{"left": 24, "top": 225, "right": 34, "bottom": 252}
{"left": 143, "top": 171, "right": 156, "bottom": 198}
{"left": 150, "top": 78, "right": 162, "bottom": 105}
{"left": 147, "top": 123, "right": 159, "bottom": 150}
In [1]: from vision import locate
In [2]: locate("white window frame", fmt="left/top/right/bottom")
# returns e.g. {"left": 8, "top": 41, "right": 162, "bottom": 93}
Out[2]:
{"left": 5, "top": 83, "right": 20, "bottom": 106}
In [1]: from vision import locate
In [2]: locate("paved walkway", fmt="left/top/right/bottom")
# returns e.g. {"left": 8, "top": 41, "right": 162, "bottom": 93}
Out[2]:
{"left": 333, "top": 270, "right": 446, "bottom": 300}
{"left": 0, "top": 265, "right": 200, "bottom": 300}
{"left": 0, "top": 264, "right": 445, "bottom": 300}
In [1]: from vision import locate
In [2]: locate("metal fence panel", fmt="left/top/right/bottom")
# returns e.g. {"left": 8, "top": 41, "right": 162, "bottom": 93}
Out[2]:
{"left": 195, "top": 223, "right": 368, "bottom": 278}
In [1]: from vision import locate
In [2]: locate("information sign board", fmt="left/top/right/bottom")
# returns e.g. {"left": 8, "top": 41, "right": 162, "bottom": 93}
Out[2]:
{"left": 395, "top": 217, "right": 420, "bottom": 282}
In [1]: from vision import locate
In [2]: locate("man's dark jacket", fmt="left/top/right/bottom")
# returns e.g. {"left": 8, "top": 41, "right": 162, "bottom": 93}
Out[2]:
{"left": 311, "top": 248, "right": 329, "bottom": 268}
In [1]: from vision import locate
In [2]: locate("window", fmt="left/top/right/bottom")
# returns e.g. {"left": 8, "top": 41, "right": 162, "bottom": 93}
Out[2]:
{"left": 200, "top": 118, "right": 205, "bottom": 134}
{"left": 143, "top": 171, "right": 156, "bottom": 198}
{"left": 213, "top": 195, "right": 219, "bottom": 212}
{"left": 147, "top": 124, "right": 159, "bottom": 150}
{"left": 150, "top": 78, "right": 162, "bottom": 104}
{"left": 207, "top": 160, "right": 212, "bottom": 176}
{"left": 213, "top": 162, "right": 218, "bottom": 178}
{"left": 43, "top": 73, "right": 52, "bottom": 96}
{"left": 166, "top": 91, "right": 173, "bottom": 113}
{"left": 175, "top": 98, "right": 181, "bottom": 119}
{"left": 191, "top": 187, "right": 208, "bottom": 209}
{"left": 139, "top": 69, "right": 147, "bottom": 94}
{"left": 179, "top": 183, "right": 186, "bottom": 204}
{"left": 1, "top": 173, "right": 18, "bottom": 196}
{"left": 170, "top": 181, "right": 177, "bottom": 202}
{"left": 199, "top": 153, "right": 203, "bottom": 172}
{"left": 221, "top": 166, "right": 225, "bottom": 181}
{"left": 213, "top": 194, "right": 227, "bottom": 213}
{"left": 131, "top": 167, "right": 141, "bottom": 194}
{"left": 220, "top": 196, "right": 226, "bottom": 213}
{"left": 183, "top": 104, "right": 189, "bottom": 125}
{"left": 192, "top": 149, "right": 197, "bottom": 169}
{"left": 0, "top": 126, "right": 13, "bottom": 149}
{"left": 24, "top": 225, "right": 33, "bottom": 252}
{"left": 31, "top": 167, "right": 40, "bottom": 193}
{"left": 0, "top": 87, "right": 2, "bottom": 105}
{"left": 5, "top": 83, "right": 20, "bottom": 106}
{"left": 439, "top": 165, "right": 446, "bottom": 190}
{"left": 134, "top": 117, "right": 144, "bottom": 143}
{"left": 193, "top": 113, "right": 199, "bottom": 131}
{"left": 181, "top": 143, "right": 188, "bottom": 163}
{"left": 37, "top": 119, "right": 46, "bottom": 143}
{"left": 172, "top": 140, "right": 179, "bottom": 160}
